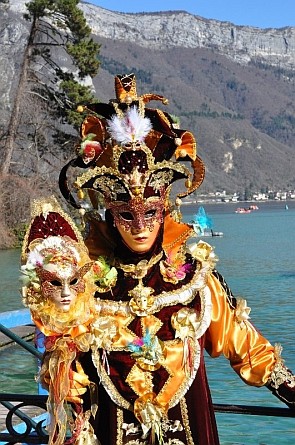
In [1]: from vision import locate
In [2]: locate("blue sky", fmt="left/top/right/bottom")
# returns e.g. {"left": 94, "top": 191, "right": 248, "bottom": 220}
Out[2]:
{"left": 86, "top": 0, "right": 294, "bottom": 29}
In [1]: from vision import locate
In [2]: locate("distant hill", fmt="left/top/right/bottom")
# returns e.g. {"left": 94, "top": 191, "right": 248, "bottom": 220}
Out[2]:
{"left": 1, "top": 0, "right": 295, "bottom": 195}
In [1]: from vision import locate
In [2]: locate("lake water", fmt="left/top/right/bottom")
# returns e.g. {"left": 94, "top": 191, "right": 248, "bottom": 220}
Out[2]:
{"left": 1, "top": 200, "right": 295, "bottom": 444}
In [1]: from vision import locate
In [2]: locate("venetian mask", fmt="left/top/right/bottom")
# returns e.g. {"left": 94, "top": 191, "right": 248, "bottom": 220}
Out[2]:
{"left": 22, "top": 236, "right": 92, "bottom": 312}
{"left": 37, "top": 261, "right": 90, "bottom": 312}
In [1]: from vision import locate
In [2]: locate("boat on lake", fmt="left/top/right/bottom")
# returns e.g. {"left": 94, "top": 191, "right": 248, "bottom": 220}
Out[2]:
{"left": 191, "top": 206, "right": 223, "bottom": 237}
{"left": 235, "top": 205, "right": 259, "bottom": 214}
{"left": 235, "top": 207, "right": 252, "bottom": 214}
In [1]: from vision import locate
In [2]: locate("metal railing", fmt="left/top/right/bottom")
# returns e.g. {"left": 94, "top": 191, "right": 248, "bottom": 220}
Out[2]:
{"left": 1, "top": 393, "right": 295, "bottom": 444}
{"left": 0, "top": 394, "right": 48, "bottom": 444}
{"left": 1, "top": 314, "right": 295, "bottom": 444}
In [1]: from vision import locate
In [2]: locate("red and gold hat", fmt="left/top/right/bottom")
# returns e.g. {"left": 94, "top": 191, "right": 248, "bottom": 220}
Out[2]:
{"left": 59, "top": 74, "right": 205, "bottom": 247}
{"left": 60, "top": 73, "right": 205, "bottom": 213}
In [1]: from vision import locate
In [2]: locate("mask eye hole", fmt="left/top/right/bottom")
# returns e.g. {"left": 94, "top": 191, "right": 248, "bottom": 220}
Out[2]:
{"left": 50, "top": 280, "right": 62, "bottom": 287}
{"left": 144, "top": 209, "right": 157, "bottom": 219}
{"left": 70, "top": 278, "right": 78, "bottom": 286}
{"left": 119, "top": 212, "right": 134, "bottom": 221}
{"left": 124, "top": 142, "right": 132, "bottom": 149}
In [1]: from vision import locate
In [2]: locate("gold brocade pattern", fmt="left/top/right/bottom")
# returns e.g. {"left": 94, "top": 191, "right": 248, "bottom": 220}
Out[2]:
{"left": 89, "top": 243, "right": 215, "bottom": 442}
{"left": 179, "top": 398, "right": 195, "bottom": 445}
{"left": 117, "top": 407, "right": 124, "bottom": 445}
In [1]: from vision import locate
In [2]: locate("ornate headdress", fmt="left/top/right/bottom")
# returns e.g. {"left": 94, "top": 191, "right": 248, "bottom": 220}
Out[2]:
{"left": 21, "top": 195, "right": 97, "bottom": 332}
{"left": 59, "top": 74, "right": 205, "bottom": 253}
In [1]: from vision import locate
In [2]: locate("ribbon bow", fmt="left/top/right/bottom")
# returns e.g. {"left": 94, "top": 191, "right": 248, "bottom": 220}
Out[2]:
{"left": 91, "top": 316, "right": 118, "bottom": 350}
{"left": 134, "top": 393, "right": 167, "bottom": 445}
{"left": 171, "top": 308, "right": 201, "bottom": 376}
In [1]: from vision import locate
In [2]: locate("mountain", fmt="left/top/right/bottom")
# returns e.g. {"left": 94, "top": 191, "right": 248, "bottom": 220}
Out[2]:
{"left": 1, "top": 0, "right": 295, "bottom": 196}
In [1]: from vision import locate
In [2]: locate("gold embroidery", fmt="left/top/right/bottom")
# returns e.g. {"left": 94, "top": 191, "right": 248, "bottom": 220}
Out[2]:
{"left": 96, "top": 258, "right": 213, "bottom": 318}
{"left": 148, "top": 170, "right": 174, "bottom": 193}
{"left": 180, "top": 398, "right": 195, "bottom": 445}
{"left": 117, "top": 252, "right": 163, "bottom": 280}
{"left": 21, "top": 195, "right": 85, "bottom": 261}
{"left": 117, "top": 407, "right": 124, "bottom": 445}
{"left": 90, "top": 246, "right": 213, "bottom": 436}
{"left": 125, "top": 440, "right": 145, "bottom": 445}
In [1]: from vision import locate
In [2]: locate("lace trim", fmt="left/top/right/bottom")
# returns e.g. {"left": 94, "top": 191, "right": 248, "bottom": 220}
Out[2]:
{"left": 95, "top": 259, "right": 213, "bottom": 317}
{"left": 90, "top": 284, "right": 212, "bottom": 412}
{"left": 125, "top": 439, "right": 186, "bottom": 445}
{"left": 168, "top": 286, "right": 212, "bottom": 408}
{"left": 268, "top": 343, "right": 295, "bottom": 389}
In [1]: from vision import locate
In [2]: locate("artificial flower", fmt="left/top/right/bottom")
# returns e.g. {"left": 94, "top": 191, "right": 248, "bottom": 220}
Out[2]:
{"left": 79, "top": 133, "right": 103, "bottom": 164}
{"left": 235, "top": 297, "right": 251, "bottom": 327}
{"left": 91, "top": 317, "right": 118, "bottom": 350}
{"left": 92, "top": 256, "right": 117, "bottom": 289}
{"left": 127, "top": 330, "right": 164, "bottom": 367}
{"left": 160, "top": 252, "right": 192, "bottom": 284}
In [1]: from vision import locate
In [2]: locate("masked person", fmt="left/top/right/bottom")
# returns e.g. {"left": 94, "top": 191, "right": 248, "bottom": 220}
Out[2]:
{"left": 21, "top": 196, "right": 99, "bottom": 445}
{"left": 58, "top": 74, "right": 295, "bottom": 445}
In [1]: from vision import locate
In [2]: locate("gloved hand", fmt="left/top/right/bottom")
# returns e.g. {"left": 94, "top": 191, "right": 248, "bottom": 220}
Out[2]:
{"left": 267, "top": 346, "right": 295, "bottom": 409}
{"left": 66, "top": 361, "right": 91, "bottom": 404}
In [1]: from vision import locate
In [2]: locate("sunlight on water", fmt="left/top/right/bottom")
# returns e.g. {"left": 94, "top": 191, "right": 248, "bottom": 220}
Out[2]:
{"left": 184, "top": 201, "right": 295, "bottom": 444}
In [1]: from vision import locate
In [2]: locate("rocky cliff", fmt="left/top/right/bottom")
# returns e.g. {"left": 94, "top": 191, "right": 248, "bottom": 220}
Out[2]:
{"left": 82, "top": 2, "right": 295, "bottom": 70}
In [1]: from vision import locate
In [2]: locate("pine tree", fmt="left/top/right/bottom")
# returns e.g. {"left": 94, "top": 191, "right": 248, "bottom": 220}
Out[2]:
{"left": 0, "top": 0, "right": 100, "bottom": 174}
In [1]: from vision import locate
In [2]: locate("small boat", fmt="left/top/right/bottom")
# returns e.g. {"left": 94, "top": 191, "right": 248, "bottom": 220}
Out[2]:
{"left": 235, "top": 204, "right": 260, "bottom": 214}
{"left": 211, "top": 230, "right": 224, "bottom": 237}
{"left": 191, "top": 207, "right": 223, "bottom": 237}
{"left": 235, "top": 207, "right": 252, "bottom": 214}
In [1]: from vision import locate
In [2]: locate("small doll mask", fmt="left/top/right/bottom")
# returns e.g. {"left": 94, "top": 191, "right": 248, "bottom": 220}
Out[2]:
{"left": 36, "top": 257, "right": 91, "bottom": 312}
{"left": 21, "top": 235, "right": 95, "bottom": 325}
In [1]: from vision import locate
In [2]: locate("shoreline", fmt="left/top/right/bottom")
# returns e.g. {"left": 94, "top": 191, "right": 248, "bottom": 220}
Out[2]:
{"left": 181, "top": 198, "right": 294, "bottom": 205}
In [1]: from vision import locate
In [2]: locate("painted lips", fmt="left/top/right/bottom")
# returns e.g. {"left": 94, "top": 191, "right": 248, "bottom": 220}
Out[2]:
{"left": 134, "top": 236, "right": 147, "bottom": 242}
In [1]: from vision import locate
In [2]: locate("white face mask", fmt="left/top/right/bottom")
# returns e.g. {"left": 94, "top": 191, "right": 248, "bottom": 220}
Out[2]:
{"left": 38, "top": 263, "right": 85, "bottom": 312}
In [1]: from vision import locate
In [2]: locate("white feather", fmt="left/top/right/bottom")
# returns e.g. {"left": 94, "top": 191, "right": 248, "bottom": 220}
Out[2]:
{"left": 107, "top": 106, "right": 152, "bottom": 144}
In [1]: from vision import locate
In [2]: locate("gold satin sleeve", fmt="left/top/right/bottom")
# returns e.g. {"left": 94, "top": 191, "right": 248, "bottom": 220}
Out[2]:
{"left": 205, "top": 273, "right": 276, "bottom": 386}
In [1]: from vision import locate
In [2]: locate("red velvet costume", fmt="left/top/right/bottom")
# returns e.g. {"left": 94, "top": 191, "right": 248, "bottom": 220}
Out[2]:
{"left": 58, "top": 74, "right": 295, "bottom": 445}
{"left": 79, "top": 213, "right": 276, "bottom": 445}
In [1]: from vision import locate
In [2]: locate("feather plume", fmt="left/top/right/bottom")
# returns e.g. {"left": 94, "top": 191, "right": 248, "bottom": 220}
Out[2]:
{"left": 107, "top": 106, "right": 152, "bottom": 144}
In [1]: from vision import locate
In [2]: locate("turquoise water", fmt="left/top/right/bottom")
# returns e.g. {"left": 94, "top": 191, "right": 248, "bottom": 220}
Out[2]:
{"left": 1, "top": 201, "right": 295, "bottom": 443}
{"left": 183, "top": 201, "right": 295, "bottom": 444}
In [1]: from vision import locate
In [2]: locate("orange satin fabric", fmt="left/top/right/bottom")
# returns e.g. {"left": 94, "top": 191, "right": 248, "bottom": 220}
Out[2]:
{"left": 163, "top": 213, "right": 193, "bottom": 258}
{"left": 205, "top": 273, "right": 275, "bottom": 386}
{"left": 34, "top": 317, "right": 92, "bottom": 340}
